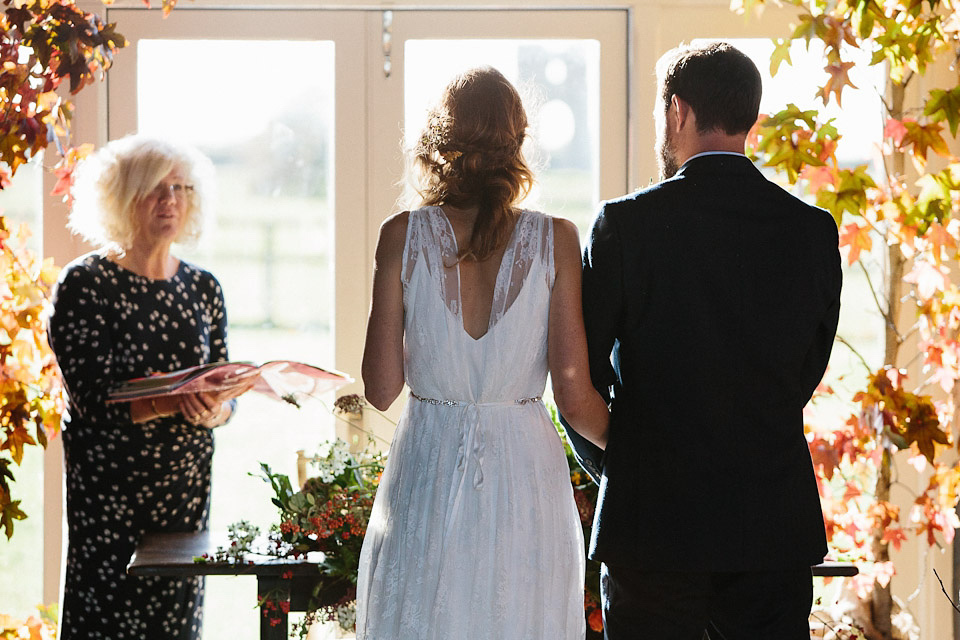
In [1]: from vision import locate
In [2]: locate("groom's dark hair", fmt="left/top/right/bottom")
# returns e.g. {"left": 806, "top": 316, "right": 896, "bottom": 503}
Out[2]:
{"left": 656, "top": 41, "right": 762, "bottom": 136}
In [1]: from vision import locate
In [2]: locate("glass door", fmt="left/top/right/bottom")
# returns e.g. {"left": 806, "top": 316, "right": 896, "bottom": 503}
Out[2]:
{"left": 98, "top": 7, "right": 628, "bottom": 638}
{"left": 106, "top": 9, "right": 368, "bottom": 637}
{"left": 370, "top": 9, "right": 629, "bottom": 239}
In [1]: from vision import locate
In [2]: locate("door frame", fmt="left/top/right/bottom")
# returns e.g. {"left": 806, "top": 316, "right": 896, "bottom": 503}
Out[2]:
{"left": 43, "top": 4, "right": 633, "bottom": 609}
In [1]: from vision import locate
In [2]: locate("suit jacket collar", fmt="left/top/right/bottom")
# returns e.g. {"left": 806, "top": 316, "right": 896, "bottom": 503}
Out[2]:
{"left": 673, "top": 152, "right": 757, "bottom": 180}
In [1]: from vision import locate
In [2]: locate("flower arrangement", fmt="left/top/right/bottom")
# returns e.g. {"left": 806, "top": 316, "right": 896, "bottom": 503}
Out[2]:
{"left": 248, "top": 435, "right": 383, "bottom": 636}
{"left": 202, "top": 431, "right": 384, "bottom": 637}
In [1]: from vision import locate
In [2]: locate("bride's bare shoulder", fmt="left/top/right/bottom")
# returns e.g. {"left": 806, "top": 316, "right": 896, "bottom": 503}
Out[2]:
{"left": 376, "top": 211, "right": 412, "bottom": 259}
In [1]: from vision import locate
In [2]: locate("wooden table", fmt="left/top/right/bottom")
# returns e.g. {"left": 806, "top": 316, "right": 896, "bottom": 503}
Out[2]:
{"left": 129, "top": 531, "right": 857, "bottom": 640}
{"left": 127, "top": 531, "right": 326, "bottom": 640}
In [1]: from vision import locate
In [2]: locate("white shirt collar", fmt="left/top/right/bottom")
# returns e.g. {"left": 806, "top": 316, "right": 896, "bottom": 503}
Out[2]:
{"left": 682, "top": 151, "right": 748, "bottom": 167}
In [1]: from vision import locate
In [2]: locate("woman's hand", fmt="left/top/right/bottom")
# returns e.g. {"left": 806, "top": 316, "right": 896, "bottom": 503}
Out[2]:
{"left": 179, "top": 391, "right": 223, "bottom": 427}
{"left": 178, "top": 377, "right": 258, "bottom": 428}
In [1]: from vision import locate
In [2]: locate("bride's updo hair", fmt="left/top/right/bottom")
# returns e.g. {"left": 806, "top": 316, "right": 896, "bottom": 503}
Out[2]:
{"left": 413, "top": 66, "right": 534, "bottom": 262}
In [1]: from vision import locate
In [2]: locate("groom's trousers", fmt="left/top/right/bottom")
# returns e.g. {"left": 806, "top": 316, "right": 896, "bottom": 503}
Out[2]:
{"left": 600, "top": 562, "right": 814, "bottom": 640}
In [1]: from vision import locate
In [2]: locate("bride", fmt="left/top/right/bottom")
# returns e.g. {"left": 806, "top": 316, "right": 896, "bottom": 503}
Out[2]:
{"left": 355, "top": 66, "right": 609, "bottom": 639}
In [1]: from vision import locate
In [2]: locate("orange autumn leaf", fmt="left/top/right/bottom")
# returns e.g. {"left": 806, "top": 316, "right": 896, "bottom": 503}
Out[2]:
{"left": 816, "top": 61, "right": 858, "bottom": 107}
{"left": 838, "top": 222, "right": 872, "bottom": 264}
{"left": 924, "top": 221, "right": 957, "bottom": 266}
{"left": 902, "top": 404, "right": 949, "bottom": 465}
{"left": 900, "top": 120, "right": 951, "bottom": 165}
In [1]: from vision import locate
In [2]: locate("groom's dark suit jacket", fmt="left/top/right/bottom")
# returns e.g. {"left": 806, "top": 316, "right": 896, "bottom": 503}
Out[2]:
{"left": 567, "top": 153, "right": 841, "bottom": 573}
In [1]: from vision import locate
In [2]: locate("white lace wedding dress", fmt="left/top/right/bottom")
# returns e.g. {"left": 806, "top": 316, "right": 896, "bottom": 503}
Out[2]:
{"left": 355, "top": 206, "right": 586, "bottom": 640}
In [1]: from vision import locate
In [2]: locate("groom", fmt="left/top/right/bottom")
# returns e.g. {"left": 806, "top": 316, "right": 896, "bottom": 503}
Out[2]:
{"left": 565, "top": 41, "right": 841, "bottom": 638}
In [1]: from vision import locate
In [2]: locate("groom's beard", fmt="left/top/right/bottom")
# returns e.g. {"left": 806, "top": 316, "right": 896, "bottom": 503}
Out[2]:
{"left": 656, "top": 125, "right": 680, "bottom": 181}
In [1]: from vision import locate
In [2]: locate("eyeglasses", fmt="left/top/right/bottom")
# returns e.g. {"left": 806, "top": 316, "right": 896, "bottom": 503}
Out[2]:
{"left": 148, "top": 182, "right": 195, "bottom": 200}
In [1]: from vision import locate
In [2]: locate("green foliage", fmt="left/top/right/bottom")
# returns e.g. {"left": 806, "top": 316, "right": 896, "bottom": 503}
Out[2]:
{"left": 735, "top": 0, "right": 960, "bottom": 636}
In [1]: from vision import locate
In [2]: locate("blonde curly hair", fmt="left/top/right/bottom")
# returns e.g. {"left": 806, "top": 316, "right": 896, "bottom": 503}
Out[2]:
{"left": 412, "top": 67, "right": 535, "bottom": 262}
{"left": 68, "top": 135, "right": 215, "bottom": 251}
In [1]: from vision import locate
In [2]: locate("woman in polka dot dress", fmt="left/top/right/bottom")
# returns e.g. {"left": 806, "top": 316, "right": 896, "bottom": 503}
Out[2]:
{"left": 48, "top": 135, "right": 247, "bottom": 639}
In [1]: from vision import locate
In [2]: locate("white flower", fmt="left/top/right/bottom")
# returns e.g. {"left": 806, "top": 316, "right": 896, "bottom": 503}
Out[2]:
{"left": 336, "top": 600, "right": 357, "bottom": 631}
{"left": 311, "top": 439, "right": 352, "bottom": 482}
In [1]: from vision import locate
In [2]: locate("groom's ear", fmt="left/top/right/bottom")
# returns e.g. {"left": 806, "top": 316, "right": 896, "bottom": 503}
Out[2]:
{"left": 672, "top": 94, "right": 693, "bottom": 132}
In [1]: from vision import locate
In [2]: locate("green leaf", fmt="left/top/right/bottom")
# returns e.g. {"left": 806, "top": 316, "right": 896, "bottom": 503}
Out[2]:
{"left": 924, "top": 87, "right": 960, "bottom": 137}
{"left": 770, "top": 38, "right": 792, "bottom": 75}
{"left": 851, "top": 0, "right": 875, "bottom": 39}
{"left": 792, "top": 14, "right": 819, "bottom": 43}
{"left": 1, "top": 499, "right": 27, "bottom": 540}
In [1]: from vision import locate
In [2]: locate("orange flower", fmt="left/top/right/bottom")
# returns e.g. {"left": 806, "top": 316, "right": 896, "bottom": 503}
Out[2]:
{"left": 587, "top": 607, "right": 604, "bottom": 632}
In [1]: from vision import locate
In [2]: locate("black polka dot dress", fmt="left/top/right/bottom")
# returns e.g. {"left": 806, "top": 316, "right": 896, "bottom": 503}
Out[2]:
{"left": 48, "top": 252, "right": 230, "bottom": 640}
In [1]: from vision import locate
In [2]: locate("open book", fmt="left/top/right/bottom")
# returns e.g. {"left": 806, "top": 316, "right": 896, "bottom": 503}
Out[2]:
{"left": 107, "top": 360, "right": 353, "bottom": 405}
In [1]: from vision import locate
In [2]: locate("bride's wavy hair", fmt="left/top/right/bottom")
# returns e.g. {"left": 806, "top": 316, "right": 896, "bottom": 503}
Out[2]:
{"left": 412, "top": 66, "right": 534, "bottom": 262}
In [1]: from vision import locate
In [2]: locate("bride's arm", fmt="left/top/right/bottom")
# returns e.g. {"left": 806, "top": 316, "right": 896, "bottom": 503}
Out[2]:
{"left": 362, "top": 212, "right": 409, "bottom": 411}
{"left": 548, "top": 218, "right": 610, "bottom": 449}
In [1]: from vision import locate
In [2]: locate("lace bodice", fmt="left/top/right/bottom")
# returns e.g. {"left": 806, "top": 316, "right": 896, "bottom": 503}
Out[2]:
{"left": 401, "top": 206, "right": 554, "bottom": 403}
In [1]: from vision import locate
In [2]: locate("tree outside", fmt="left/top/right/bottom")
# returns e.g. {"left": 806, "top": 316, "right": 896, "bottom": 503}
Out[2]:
{"left": 734, "top": 0, "right": 960, "bottom": 637}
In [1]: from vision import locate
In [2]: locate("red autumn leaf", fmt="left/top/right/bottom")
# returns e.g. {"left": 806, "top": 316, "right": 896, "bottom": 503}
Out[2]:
{"left": 843, "top": 482, "right": 862, "bottom": 501}
{"left": 882, "top": 527, "right": 908, "bottom": 551}
{"left": 588, "top": 608, "right": 603, "bottom": 632}
{"left": 800, "top": 165, "right": 836, "bottom": 193}
{"left": 809, "top": 435, "right": 840, "bottom": 480}
{"left": 884, "top": 118, "right": 909, "bottom": 146}
{"left": 925, "top": 344, "right": 944, "bottom": 368}
{"left": 746, "top": 115, "right": 765, "bottom": 151}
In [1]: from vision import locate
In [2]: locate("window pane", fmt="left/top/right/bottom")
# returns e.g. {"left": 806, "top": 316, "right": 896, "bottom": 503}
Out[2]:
{"left": 136, "top": 39, "right": 337, "bottom": 640}
{"left": 2, "top": 152, "right": 43, "bottom": 250}
{"left": 404, "top": 40, "right": 601, "bottom": 237}
{"left": 0, "top": 441, "right": 44, "bottom": 618}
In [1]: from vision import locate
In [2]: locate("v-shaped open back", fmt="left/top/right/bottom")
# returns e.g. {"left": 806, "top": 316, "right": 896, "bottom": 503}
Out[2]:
{"left": 400, "top": 206, "right": 555, "bottom": 403}
{"left": 438, "top": 209, "right": 521, "bottom": 341}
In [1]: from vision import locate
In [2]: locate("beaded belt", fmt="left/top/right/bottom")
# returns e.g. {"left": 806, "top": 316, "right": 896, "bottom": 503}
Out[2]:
{"left": 408, "top": 392, "right": 543, "bottom": 502}
{"left": 410, "top": 391, "right": 542, "bottom": 406}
